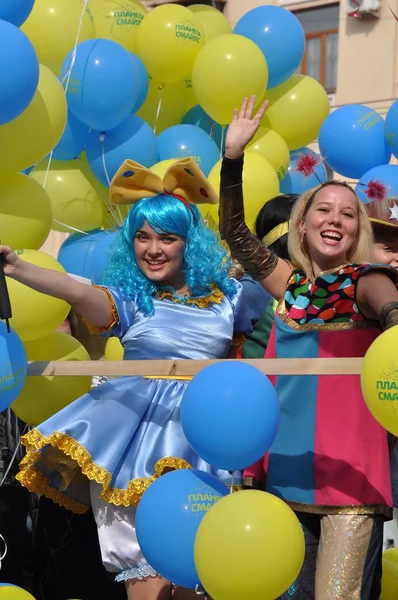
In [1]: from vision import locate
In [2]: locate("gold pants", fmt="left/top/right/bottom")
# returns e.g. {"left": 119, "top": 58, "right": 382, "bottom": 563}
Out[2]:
{"left": 280, "top": 513, "right": 383, "bottom": 600}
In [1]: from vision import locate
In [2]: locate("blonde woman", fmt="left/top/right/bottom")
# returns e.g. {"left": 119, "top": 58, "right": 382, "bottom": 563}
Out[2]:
{"left": 219, "top": 96, "right": 398, "bottom": 600}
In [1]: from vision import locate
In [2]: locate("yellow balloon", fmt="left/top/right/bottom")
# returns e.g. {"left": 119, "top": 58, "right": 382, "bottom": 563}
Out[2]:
{"left": 194, "top": 490, "right": 305, "bottom": 600}
{"left": 12, "top": 332, "right": 92, "bottom": 425}
{"left": 192, "top": 34, "right": 268, "bottom": 126}
{"left": 381, "top": 558, "right": 398, "bottom": 600}
{"left": 0, "top": 65, "right": 67, "bottom": 173}
{"left": 361, "top": 326, "right": 398, "bottom": 436}
{"left": 7, "top": 250, "right": 69, "bottom": 342}
{"left": 184, "top": 79, "right": 198, "bottom": 115}
{"left": 137, "top": 78, "right": 189, "bottom": 134}
{"left": 87, "top": 0, "right": 146, "bottom": 53}
{"left": 263, "top": 74, "right": 330, "bottom": 151}
{"left": 31, "top": 158, "right": 105, "bottom": 233}
{"left": 248, "top": 127, "right": 290, "bottom": 182}
{"left": 136, "top": 5, "right": 204, "bottom": 84}
{"left": 208, "top": 153, "right": 280, "bottom": 230}
{"left": 105, "top": 337, "right": 124, "bottom": 361}
{"left": 189, "top": 4, "right": 232, "bottom": 43}
{"left": 22, "top": 0, "right": 94, "bottom": 75}
{"left": 0, "top": 173, "right": 52, "bottom": 250}
{"left": 384, "top": 549, "right": 398, "bottom": 567}
{"left": 0, "top": 588, "right": 35, "bottom": 599}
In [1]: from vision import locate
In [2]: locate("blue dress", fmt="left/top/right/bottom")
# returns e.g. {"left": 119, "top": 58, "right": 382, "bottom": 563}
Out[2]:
{"left": 17, "top": 283, "right": 250, "bottom": 514}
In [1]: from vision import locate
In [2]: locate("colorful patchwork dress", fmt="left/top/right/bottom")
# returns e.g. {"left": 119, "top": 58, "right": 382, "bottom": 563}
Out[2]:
{"left": 244, "top": 262, "right": 398, "bottom": 517}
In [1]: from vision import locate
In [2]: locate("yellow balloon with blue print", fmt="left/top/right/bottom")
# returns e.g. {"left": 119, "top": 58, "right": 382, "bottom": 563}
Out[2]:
{"left": 136, "top": 4, "right": 204, "bottom": 84}
{"left": 361, "top": 326, "right": 398, "bottom": 436}
{"left": 87, "top": 0, "right": 146, "bottom": 53}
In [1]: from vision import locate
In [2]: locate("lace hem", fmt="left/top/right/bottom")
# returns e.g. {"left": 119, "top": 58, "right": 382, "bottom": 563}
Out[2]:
{"left": 116, "top": 565, "right": 158, "bottom": 582}
{"left": 16, "top": 428, "right": 192, "bottom": 513}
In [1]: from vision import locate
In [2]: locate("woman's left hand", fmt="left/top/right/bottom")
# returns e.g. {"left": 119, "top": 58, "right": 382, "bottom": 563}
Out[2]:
{"left": 225, "top": 96, "right": 268, "bottom": 160}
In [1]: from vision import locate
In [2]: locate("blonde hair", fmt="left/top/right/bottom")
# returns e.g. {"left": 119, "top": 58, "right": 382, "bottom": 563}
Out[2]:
{"left": 288, "top": 181, "right": 374, "bottom": 279}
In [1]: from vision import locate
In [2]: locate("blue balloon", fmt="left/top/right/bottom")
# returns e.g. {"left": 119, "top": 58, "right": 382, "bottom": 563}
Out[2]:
{"left": 0, "top": 20, "right": 39, "bottom": 125}
{"left": 0, "top": 322, "right": 28, "bottom": 412}
{"left": 130, "top": 53, "right": 149, "bottom": 113}
{"left": 355, "top": 164, "right": 398, "bottom": 206}
{"left": 234, "top": 6, "right": 305, "bottom": 89}
{"left": 53, "top": 110, "right": 89, "bottom": 160}
{"left": 0, "top": 0, "right": 34, "bottom": 27}
{"left": 136, "top": 469, "right": 228, "bottom": 588}
{"left": 158, "top": 124, "right": 219, "bottom": 177}
{"left": 86, "top": 114, "right": 158, "bottom": 187}
{"left": 385, "top": 99, "right": 398, "bottom": 160}
{"left": 182, "top": 105, "right": 224, "bottom": 152}
{"left": 181, "top": 362, "right": 280, "bottom": 472}
{"left": 280, "top": 147, "right": 327, "bottom": 195}
{"left": 61, "top": 39, "right": 139, "bottom": 131}
{"left": 318, "top": 105, "right": 391, "bottom": 180}
{"left": 58, "top": 228, "right": 118, "bottom": 280}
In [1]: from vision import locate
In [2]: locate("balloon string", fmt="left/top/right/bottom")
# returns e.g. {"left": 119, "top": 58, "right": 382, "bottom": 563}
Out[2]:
{"left": 61, "top": 0, "right": 90, "bottom": 95}
{"left": 0, "top": 534, "right": 7, "bottom": 571}
{"left": 230, "top": 471, "right": 235, "bottom": 494}
{"left": 154, "top": 85, "right": 165, "bottom": 135}
{"left": 42, "top": 0, "right": 92, "bottom": 237}
{"left": 53, "top": 220, "right": 90, "bottom": 236}
{"left": 99, "top": 134, "right": 124, "bottom": 226}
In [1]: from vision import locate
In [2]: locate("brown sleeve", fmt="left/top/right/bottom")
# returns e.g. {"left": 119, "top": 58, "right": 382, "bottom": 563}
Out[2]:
{"left": 219, "top": 156, "right": 279, "bottom": 281}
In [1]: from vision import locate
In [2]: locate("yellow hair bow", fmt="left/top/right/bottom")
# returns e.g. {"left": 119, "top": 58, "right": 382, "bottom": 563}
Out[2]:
{"left": 110, "top": 157, "right": 218, "bottom": 207}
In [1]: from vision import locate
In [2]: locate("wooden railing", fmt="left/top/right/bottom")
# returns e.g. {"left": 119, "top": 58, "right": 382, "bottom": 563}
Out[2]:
{"left": 27, "top": 358, "right": 364, "bottom": 377}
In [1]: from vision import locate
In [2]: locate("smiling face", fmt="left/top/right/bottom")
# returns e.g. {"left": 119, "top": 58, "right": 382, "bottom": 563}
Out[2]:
{"left": 134, "top": 221, "right": 186, "bottom": 290}
{"left": 299, "top": 185, "right": 360, "bottom": 273}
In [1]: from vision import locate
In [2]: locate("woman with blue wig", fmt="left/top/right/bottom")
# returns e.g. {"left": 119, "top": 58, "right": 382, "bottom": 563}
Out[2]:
{"left": 3, "top": 158, "right": 250, "bottom": 599}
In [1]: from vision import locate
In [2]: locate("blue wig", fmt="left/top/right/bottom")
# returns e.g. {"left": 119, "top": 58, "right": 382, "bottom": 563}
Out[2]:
{"left": 102, "top": 195, "right": 236, "bottom": 316}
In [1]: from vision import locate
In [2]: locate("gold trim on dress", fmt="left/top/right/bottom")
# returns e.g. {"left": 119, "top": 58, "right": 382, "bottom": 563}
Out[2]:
{"left": 16, "top": 429, "right": 192, "bottom": 514}
{"left": 155, "top": 286, "right": 224, "bottom": 308}
{"left": 287, "top": 500, "right": 392, "bottom": 519}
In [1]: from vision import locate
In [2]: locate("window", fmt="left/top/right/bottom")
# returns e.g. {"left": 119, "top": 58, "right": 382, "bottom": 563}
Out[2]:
{"left": 295, "top": 4, "right": 339, "bottom": 92}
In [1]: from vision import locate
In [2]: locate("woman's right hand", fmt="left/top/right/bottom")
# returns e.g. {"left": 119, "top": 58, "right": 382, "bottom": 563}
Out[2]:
{"left": 0, "top": 245, "right": 23, "bottom": 277}
{"left": 225, "top": 96, "right": 268, "bottom": 160}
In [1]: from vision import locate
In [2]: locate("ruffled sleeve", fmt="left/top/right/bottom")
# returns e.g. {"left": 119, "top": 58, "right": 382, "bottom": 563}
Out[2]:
{"left": 230, "top": 280, "right": 253, "bottom": 335}
{"left": 83, "top": 286, "right": 136, "bottom": 339}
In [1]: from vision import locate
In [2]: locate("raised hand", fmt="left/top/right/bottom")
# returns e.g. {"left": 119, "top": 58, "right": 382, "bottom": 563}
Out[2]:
{"left": 0, "top": 245, "right": 22, "bottom": 277}
{"left": 225, "top": 96, "right": 268, "bottom": 160}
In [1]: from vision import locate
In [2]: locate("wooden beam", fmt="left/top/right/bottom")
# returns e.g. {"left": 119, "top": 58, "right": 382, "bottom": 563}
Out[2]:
{"left": 27, "top": 358, "right": 364, "bottom": 377}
